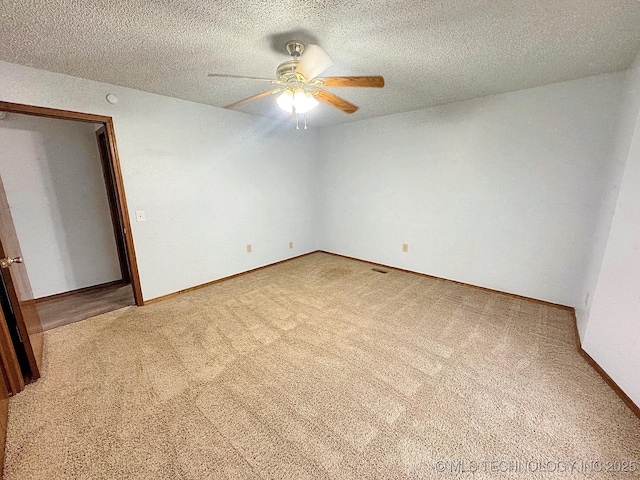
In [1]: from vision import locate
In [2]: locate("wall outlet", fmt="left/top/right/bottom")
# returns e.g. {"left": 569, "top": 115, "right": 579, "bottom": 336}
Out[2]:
{"left": 289, "top": 241, "right": 294, "bottom": 249}
{"left": 135, "top": 210, "right": 146, "bottom": 222}
{"left": 584, "top": 291, "right": 590, "bottom": 306}
{"left": 402, "top": 243, "right": 409, "bottom": 253}
{"left": 246, "top": 244, "right": 252, "bottom": 253}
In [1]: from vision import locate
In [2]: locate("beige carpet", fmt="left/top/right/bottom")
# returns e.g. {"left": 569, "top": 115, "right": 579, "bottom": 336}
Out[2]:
{"left": 4, "top": 252, "right": 640, "bottom": 479}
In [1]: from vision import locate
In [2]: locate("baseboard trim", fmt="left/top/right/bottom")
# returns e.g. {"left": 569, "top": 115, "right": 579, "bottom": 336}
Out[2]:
{"left": 35, "top": 280, "right": 126, "bottom": 304}
{"left": 319, "top": 250, "right": 573, "bottom": 311}
{"left": 570, "top": 312, "right": 640, "bottom": 420}
{"left": 578, "top": 347, "right": 640, "bottom": 420}
{"left": 144, "top": 251, "right": 320, "bottom": 305}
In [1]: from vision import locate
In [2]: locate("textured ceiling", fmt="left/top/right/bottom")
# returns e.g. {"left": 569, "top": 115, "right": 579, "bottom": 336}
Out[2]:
{"left": 1, "top": 0, "right": 640, "bottom": 126}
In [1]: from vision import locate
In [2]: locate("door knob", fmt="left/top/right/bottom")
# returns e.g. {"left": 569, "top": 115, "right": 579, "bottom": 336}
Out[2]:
{"left": 0, "top": 256, "right": 22, "bottom": 269}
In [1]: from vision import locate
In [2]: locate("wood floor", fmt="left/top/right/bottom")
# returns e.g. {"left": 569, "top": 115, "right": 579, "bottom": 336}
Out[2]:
{"left": 36, "top": 283, "right": 135, "bottom": 331}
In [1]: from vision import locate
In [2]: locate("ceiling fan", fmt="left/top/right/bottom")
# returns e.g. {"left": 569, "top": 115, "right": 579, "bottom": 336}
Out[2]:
{"left": 208, "top": 41, "right": 384, "bottom": 127}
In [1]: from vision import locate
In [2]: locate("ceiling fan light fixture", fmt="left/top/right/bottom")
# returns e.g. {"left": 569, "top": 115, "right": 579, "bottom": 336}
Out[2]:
{"left": 276, "top": 88, "right": 318, "bottom": 114}
{"left": 276, "top": 89, "right": 294, "bottom": 113}
{"left": 293, "top": 89, "right": 319, "bottom": 114}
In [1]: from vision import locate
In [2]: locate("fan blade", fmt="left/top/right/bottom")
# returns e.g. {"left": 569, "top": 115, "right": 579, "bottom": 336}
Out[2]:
{"left": 317, "top": 76, "right": 385, "bottom": 88}
{"left": 208, "top": 73, "right": 283, "bottom": 84}
{"left": 296, "top": 44, "right": 333, "bottom": 81}
{"left": 313, "top": 89, "right": 358, "bottom": 114}
{"left": 224, "top": 89, "right": 283, "bottom": 110}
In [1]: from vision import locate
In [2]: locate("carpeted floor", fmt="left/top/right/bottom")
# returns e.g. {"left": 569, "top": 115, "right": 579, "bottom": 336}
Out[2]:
{"left": 4, "top": 252, "right": 640, "bottom": 479}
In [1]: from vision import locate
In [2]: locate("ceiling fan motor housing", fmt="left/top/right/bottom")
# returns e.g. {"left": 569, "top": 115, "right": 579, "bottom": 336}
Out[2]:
{"left": 278, "top": 41, "right": 307, "bottom": 83}
{"left": 276, "top": 59, "right": 305, "bottom": 83}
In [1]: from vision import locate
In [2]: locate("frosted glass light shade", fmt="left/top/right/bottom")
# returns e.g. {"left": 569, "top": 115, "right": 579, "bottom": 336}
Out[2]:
{"left": 276, "top": 89, "right": 318, "bottom": 114}
{"left": 292, "top": 90, "right": 319, "bottom": 113}
{"left": 276, "top": 89, "right": 294, "bottom": 113}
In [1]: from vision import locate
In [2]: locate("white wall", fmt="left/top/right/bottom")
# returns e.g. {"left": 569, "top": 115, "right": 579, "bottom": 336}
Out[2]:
{"left": 318, "top": 73, "right": 625, "bottom": 307}
{"left": 0, "top": 61, "right": 320, "bottom": 301}
{"left": 0, "top": 114, "right": 121, "bottom": 298}
{"left": 582, "top": 52, "right": 640, "bottom": 407}
{"left": 575, "top": 54, "right": 640, "bottom": 340}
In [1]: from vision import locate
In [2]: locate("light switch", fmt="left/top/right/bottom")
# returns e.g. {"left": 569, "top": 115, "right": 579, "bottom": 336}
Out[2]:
{"left": 135, "top": 210, "right": 146, "bottom": 222}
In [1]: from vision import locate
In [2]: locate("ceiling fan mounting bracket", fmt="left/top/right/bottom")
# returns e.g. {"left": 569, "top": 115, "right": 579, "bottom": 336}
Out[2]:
{"left": 285, "top": 41, "right": 305, "bottom": 58}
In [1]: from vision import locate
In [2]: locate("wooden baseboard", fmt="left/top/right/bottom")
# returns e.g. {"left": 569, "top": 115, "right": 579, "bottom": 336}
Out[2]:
{"left": 319, "top": 250, "right": 573, "bottom": 311}
{"left": 579, "top": 347, "right": 640, "bottom": 420}
{"left": 35, "top": 280, "right": 126, "bottom": 304}
{"left": 147, "top": 249, "right": 571, "bottom": 310}
{"left": 144, "top": 251, "right": 320, "bottom": 305}
{"left": 570, "top": 311, "right": 640, "bottom": 420}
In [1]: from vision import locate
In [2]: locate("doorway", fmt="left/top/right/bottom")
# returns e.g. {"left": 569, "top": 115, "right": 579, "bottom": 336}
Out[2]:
{"left": 0, "top": 101, "right": 143, "bottom": 393}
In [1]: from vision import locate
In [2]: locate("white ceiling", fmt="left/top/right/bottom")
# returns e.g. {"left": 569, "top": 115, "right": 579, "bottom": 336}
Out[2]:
{"left": 1, "top": 0, "right": 640, "bottom": 126}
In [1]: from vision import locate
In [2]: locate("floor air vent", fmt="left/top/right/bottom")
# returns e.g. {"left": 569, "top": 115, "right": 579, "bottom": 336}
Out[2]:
{"left": 371, "top": 268, "right": 388, "bottom": 274}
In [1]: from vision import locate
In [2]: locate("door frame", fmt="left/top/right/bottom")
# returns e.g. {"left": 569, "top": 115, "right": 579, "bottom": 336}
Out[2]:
{"left": 0, "top": 307, "right": 23, "bottom": 393}
{"left": 0, "top": 101, "right": 144, "bottom": 306}
{"left": 95, "top": 126, "right": 131, "bottom": 285}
